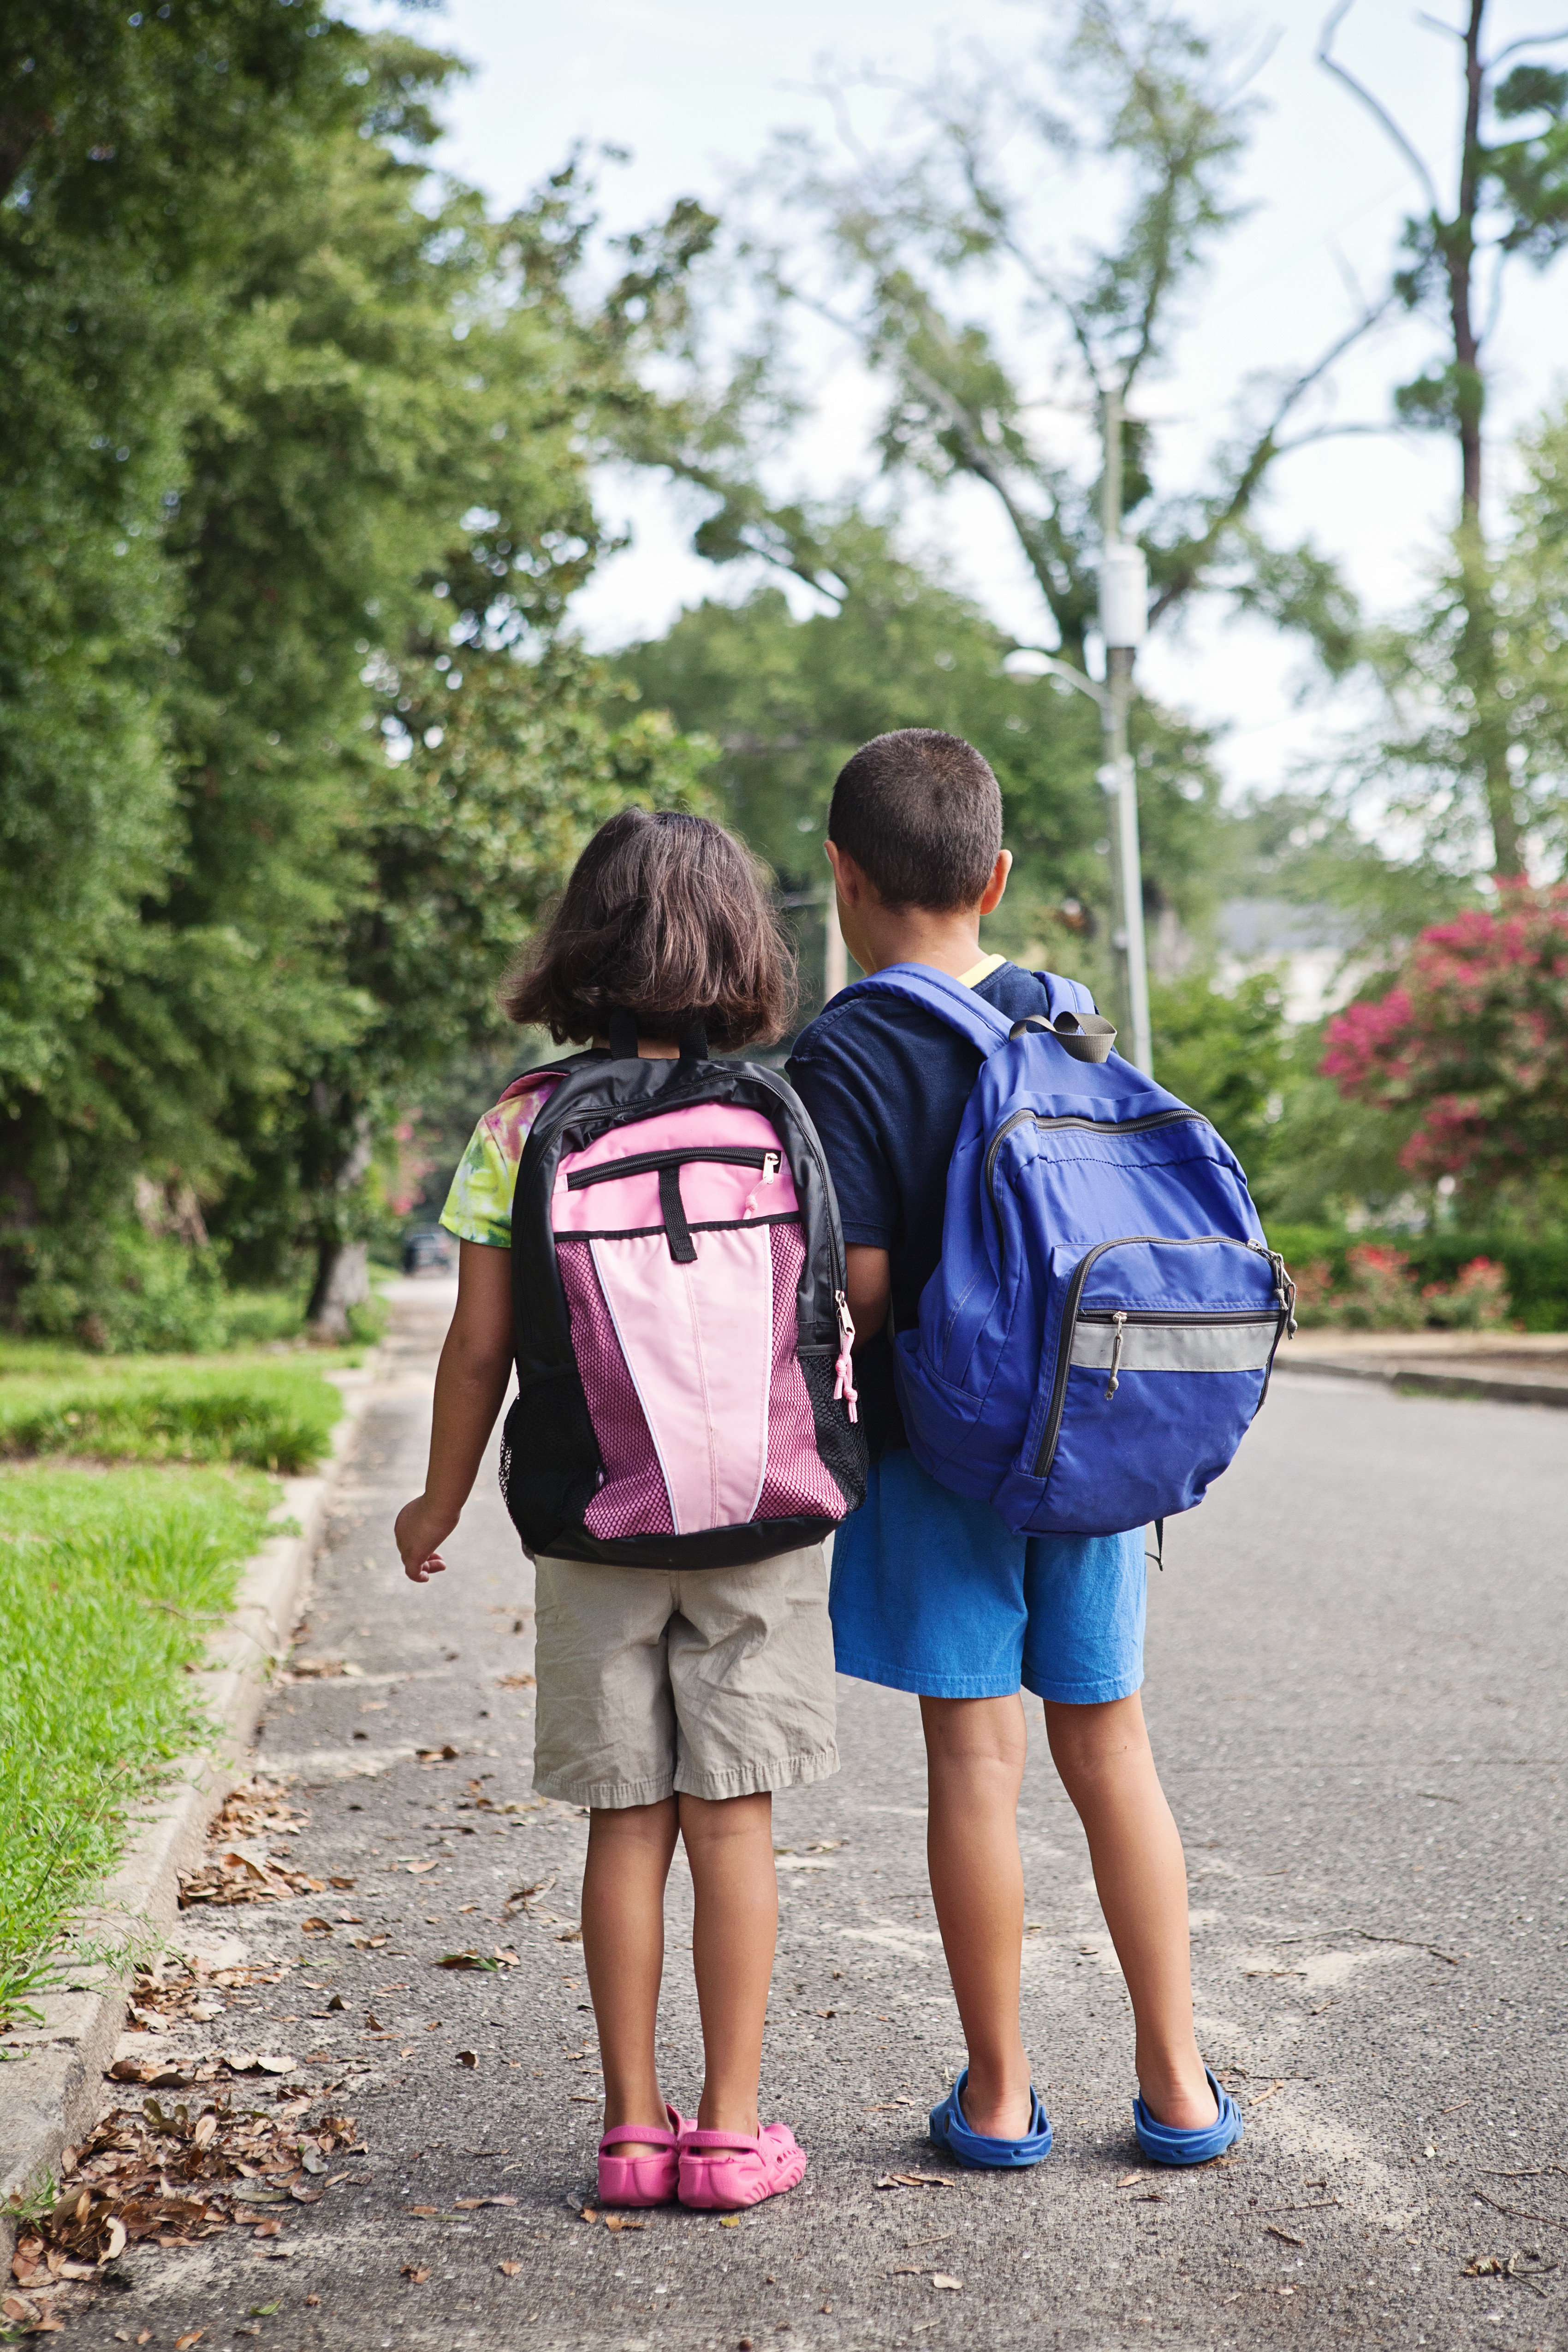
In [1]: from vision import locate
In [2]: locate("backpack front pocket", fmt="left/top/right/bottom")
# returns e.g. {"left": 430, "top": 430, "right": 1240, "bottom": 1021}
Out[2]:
{"left": 1008, "top": 1235, "right": 1290, "bottom": 1535}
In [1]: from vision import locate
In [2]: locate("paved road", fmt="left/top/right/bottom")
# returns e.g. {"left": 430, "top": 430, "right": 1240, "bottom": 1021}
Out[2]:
{"left": 76, "top": 1287, "right": 1567, "bottom": 2352}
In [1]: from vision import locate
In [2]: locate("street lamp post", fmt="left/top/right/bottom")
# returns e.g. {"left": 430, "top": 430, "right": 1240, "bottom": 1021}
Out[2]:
{"left": 1098, "top": 381, "right": 1153, "bottom": 1076}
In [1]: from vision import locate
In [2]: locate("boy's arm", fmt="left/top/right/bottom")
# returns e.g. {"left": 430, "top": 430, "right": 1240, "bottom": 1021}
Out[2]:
{"left": 845, "top": 1244, "right": 891, "bottom": 1349}
{"left": 394, "top": 1239, "right": 513, "bottom": 1582}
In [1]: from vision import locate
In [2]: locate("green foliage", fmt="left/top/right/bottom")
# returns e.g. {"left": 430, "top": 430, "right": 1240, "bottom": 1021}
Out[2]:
{"left": 1148, "top": 970, "right": 1290, "bottom": 1193}
{"left": 0, "top": 18, "right": 715, "bottom": 1332}
{"left": 0, "top": 1357, "right": 341, "bottom": 1472}
{"left": 0, "top": 1464, "right": 274, "bottom": 2027}
{"left": 1263, "top": 1225, "right": 1568, "bottom": 1332}
{"left": 677, "top": 0, "right": 1369, "bottom": 681}
{"left": 19, "top": 1230, "right": 233, "bottom": 1355}
{"left": 1320, "top": 886, "right": 1568, "bottom": 1223}
{"left": 1322, "top": 6, "right": 1568, "bottom": 876}
{"left": 618, "top": 516, "right": 1231, "bottom": 1020}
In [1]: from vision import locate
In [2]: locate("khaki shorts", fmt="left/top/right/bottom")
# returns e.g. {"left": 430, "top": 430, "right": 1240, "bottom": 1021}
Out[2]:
{"left": 531, "top": 1545, "right": 838, "bottom": 1810}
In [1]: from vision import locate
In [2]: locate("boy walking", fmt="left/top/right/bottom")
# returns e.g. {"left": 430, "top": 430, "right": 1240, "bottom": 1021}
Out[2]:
{"left": 787, "top": 728, "right": 1239, "bottom": 2167}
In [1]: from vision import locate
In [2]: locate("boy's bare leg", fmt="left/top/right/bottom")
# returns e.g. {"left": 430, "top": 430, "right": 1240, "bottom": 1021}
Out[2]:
{"left": 680, "top": 1790, "right": 778, "bottom": 2136}
{"left": 921, "top": 1694, "right": 1035, "bottom": 2140}
{"left": 1045, "top": 1693, "right": 1218, "bottom": 2130}
{"left": 582, "top": 1797, "right": 680, "bottom": 2156}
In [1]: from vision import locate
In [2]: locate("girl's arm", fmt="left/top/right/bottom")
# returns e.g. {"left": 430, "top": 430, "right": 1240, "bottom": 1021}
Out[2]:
{"left": 845, "top": 1243, "right": 891, "bottom": 1347}
{"left": 394, "top": 1239, "right": 514, "bottom": 1583}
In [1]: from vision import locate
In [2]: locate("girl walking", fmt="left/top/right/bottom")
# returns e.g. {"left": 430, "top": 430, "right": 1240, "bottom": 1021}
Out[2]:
{"left": 394, "top": 809, "right": 860, "bottom": 2211}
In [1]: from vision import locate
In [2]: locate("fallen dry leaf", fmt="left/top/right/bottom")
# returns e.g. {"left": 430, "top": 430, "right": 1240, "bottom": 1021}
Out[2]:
{"left": 499, "top": 2259, "right": 521, "bottom": 2275}
{"left": 931, "top": 2274, "right": 963, "bottom": 2291}
{"left": 1265, "top": 2225, "right": 1306, "bottom": 2248}
{"left": 174, "top": 2332, "right": 205, "bottom": 2349}
{"left": 719, "top": 2214, "right": 740, "bottom": 2228}
{"left": 407, "top": 1860, "right": 439, "bottom": 1875}
{"left": 401, "top": 2265, "right": 430, "bottom": 2284}
{"left": 405, "top": 2205, "right": 439, "bottom": 2217}
{"left": 437, "top": 1953, "right": 499, "bottom": 1972}
{"left": 875, "top": 2171, "right": 955, "bottom": 2191}
{"left": 453, "top": 2196, "right": 517, "bottom": 2210}
{"left": 495, "top": 1673, "right": 536, "bottom": 1689}
{"left": 604, "top": 2215, "right": 646, "bottom": 2234}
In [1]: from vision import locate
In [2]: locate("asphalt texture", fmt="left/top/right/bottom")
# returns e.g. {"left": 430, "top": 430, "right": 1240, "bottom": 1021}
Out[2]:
{"left": 69, "top": 1283, "right": 1568, "bottom": 2352}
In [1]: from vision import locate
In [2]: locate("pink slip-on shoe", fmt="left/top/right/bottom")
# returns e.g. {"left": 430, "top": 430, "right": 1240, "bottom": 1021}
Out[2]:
{"left": 677, "top": 2120, "right": 808, "bottom": 2210}
{"left": 597, "top": 2105, "right": 691, "bottom": 2208}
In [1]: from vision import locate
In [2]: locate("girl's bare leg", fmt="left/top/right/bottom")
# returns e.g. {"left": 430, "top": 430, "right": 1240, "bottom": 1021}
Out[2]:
{"left": 679, "top": 1790, "right": 778, "bottom": 2133}
{"left": 582, "top": 1797, "right": 680, "bottom": 2156}
{"left": 1045, "top": 1693, "right": 1217, "bottom": 2129}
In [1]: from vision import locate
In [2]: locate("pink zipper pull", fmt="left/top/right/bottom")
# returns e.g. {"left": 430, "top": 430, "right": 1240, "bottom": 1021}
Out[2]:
{"left": 832, "top": 1289, "right": 859, "bottom": 1424}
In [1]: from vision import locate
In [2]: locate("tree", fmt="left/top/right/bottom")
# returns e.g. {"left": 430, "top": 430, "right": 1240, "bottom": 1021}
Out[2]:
{"left": 0, "top": 0, "right": 356, "bottom": 1237}
{"left": 660, "top": 0, "right": 1371, "bottom": 683}
{"left": 1319, "top": 883, "right": 1568, "bottom": 1221}
{"left": 0, "top": 17, "right": 717, "bottom": 1335}
{"left": 1320, "top": 0, "right": 1568, "bottom": 876}
{"left": 618, "top": 514, "right": 1233, "bottom": 1023}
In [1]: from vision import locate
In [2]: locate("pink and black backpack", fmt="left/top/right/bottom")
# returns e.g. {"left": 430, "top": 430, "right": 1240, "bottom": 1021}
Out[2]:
{"left": 499, "top": 1014, "right": 868, "bottom": 1569}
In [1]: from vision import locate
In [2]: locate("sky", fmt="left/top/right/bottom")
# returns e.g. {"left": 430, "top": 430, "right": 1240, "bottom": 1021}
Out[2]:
{"left": 366, "top": 0, "right": 1568, "bottom": 807}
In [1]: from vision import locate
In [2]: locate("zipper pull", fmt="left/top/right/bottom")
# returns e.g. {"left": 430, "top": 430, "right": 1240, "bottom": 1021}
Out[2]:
{"left": 1104, "top": 1310, "right": 1127, "bottom": 1401}
{"left": 763, "top": 1151, "right": 780, "bottom": 1182}
{"left": 832, "top": 1289, "right": 859, "bottom": 1424}
{"left": 1268, "top": 1248, "right": 1298, "bottom": 1337}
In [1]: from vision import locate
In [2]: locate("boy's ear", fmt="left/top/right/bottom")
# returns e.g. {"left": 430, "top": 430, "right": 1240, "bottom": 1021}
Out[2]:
{"left": 979, "top": 849, "right": 1012, "bottom": 917}
{"left": 825, "top": 840, "right": 868, "bottom": 906}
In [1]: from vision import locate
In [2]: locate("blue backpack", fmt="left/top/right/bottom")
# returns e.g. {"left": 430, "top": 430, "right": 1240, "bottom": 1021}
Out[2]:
{"left": 835, "top": 963, "right": 1296, "bottom": 1542}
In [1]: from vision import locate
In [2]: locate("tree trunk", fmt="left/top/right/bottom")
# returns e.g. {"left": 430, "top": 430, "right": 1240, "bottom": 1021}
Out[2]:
{"left": 306, "top": 1236, "right": 369, "bottom": 1342}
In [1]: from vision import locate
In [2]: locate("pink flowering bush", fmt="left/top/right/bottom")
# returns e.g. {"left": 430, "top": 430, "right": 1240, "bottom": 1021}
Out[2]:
{"left": 1290, "top": 1247, "right": 1514, "bottom": 1331}
{"left": 1420, "top": 1255, "right": 1510, "bottom": 1330}
{"left": 1320, "top": 883, "right": 1568, "bottom": 1213}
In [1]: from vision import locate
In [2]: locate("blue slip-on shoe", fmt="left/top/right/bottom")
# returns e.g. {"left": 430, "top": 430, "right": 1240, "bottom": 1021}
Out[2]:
{"left": 1132, "top": 2067, "right": 1242, "bottom": 2166}
{"left": 928, "top": 2068, "right": 1053, "bottom": 2170}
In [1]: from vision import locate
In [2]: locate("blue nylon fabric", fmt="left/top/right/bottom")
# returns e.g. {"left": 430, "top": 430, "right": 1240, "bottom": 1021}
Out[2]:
{"left": 828, "top": 963, "right": 1277, "bottom": 1538}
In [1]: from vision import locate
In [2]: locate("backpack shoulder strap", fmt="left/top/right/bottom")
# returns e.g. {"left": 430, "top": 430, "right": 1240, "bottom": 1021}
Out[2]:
{"left": 830, "top": 962, "right": 1105, "bottom": 1058}
{"left": 498, "top": 1051, "right": 604, "bottom": 1104}
{"left": 830, "top": 962, "right": 1015, "bottom": 1054}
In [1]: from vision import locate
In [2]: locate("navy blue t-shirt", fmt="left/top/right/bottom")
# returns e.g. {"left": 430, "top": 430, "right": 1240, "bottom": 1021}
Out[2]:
{"left": 786, "top": 960, "right": 1056, "bottom": 1463}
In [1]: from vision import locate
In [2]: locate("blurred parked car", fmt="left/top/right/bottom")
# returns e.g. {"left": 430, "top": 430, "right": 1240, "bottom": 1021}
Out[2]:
{"left": 401, "top": 1225, "right": 455, "bottom": 1275}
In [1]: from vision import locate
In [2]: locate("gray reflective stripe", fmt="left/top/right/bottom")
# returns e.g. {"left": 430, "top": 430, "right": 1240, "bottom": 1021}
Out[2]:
{"left": 1071, "top": 1319, "right": 1276, "bottom": 1374}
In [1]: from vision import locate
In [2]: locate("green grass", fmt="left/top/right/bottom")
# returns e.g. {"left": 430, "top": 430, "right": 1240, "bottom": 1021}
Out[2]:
{"left": 0, "top": 1355, "right": 344, "bottom": 1473}
{"left": 0, "top": 1465, "right": 278, "bottom": 2031}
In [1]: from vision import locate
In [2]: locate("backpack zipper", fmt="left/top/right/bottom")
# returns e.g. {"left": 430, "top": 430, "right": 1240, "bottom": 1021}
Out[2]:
{"left": 984, "top": 1107, "right": 1213, "bottom": 1210}
{"left": 1033, "top": 1235, "right": 1286, "bottom": 1478}
{"left": 566, "top": 1146, "right": 779, "bottom": 1190}
{"left": 533, "top": 1065, "right": 849, "bottom": 1303}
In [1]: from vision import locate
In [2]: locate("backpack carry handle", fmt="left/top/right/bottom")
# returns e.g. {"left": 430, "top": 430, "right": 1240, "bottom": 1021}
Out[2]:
{"left": 1009, "top": 1010, "right": 1117, "bottom": 1065}
{"left": 606, "top": 1010, "right": 710, "bottom": 1062}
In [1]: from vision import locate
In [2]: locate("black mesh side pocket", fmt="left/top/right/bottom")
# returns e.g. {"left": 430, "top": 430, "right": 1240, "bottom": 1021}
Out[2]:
{"left": 798, "top": 1347, "right": 868, "bottom": 1515}
{"left": 497, "top": 1374, "right": 600, "bottom": 1554}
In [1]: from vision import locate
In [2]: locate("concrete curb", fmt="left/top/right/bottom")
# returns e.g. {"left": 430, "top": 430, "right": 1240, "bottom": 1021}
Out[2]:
{"left": 0, "top": 1360, "right": 377, "bottom": 2257}
{"left": 1276, "top": 1355, "right": 1568, "bottom": 1409}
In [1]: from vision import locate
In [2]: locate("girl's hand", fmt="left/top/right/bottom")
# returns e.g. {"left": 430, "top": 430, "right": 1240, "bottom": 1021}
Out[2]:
{"left": 396, "top": 1496, "right": 457, "bottom": 1584}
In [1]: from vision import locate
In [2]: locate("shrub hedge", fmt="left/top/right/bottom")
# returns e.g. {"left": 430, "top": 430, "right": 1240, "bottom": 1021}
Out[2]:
{"left": 1265, "top": 1225, "right": 1568, "bottom": 1332}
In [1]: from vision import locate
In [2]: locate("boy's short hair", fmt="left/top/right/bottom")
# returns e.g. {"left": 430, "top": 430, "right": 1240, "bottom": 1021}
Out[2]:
{"left": 501, "top": 807, "right": 794, "bottom": 1051}
{"left": 829, "top": 729, "right": 1002, "bottom": 913}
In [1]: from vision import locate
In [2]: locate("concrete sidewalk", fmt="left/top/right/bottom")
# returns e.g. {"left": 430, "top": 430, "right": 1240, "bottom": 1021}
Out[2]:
{"left": 40, "top": 1286, "right": 1568, "bottom": 2352}
{"left": 1281, "top": 1327, "right": 1568, "bottom": 1409}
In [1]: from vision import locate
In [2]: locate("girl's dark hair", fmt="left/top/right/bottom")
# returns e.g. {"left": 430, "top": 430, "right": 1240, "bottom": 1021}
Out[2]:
{"left": 501, "top": 808, "right": 795, "bottom": 1051}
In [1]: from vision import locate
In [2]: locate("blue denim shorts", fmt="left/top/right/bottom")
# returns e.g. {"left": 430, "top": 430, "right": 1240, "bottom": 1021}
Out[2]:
{"left": 829, "top": 1448, "right": 1146, "bottom": 1704}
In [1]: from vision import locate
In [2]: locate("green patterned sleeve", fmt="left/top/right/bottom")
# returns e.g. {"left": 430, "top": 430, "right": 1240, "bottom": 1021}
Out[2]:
{"left": 439, "top": 1107, "right": 522, "bottom": 1249}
